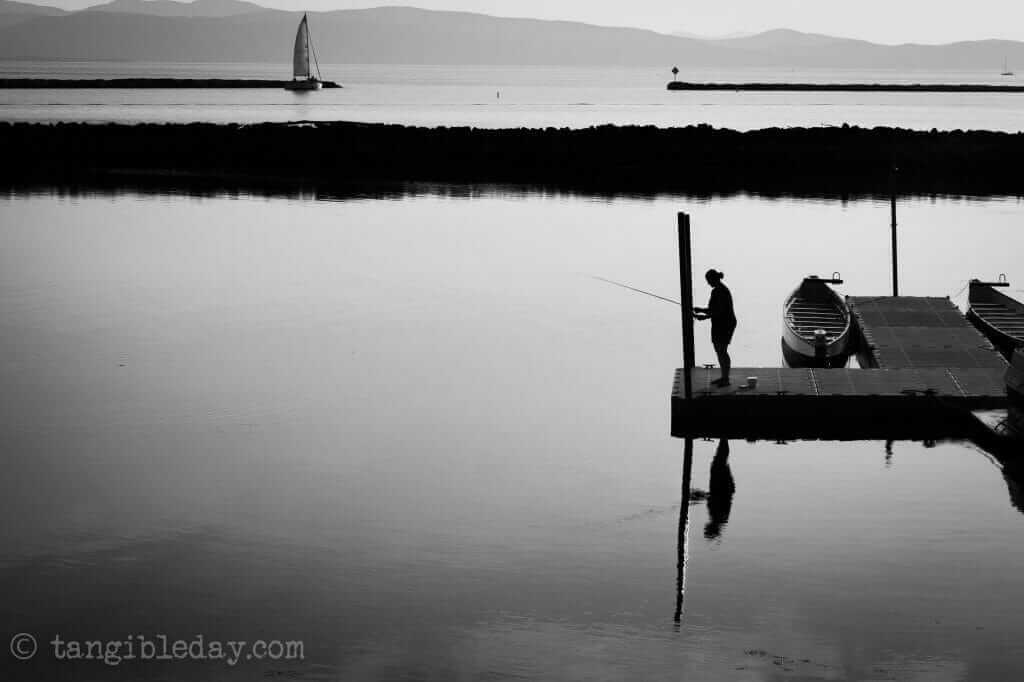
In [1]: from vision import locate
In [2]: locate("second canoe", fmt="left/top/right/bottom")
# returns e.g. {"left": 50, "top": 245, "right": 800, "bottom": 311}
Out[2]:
{"left": 967, "top": 277, "right": 1024, "bottom": 358}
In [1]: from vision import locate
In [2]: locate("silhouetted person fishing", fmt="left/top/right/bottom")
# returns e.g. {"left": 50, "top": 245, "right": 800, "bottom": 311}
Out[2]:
{"left": 704, "top": 439, "right": 735, "bottom": 540}
{"left": 693, "top": 269, "right": 736, "bottom": 386}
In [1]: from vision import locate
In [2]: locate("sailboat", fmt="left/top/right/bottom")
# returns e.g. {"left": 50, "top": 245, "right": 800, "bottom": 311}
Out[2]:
{"left": 1001, "top": 57, "right": 1014, "bottom": 77}
{"left": 285, "top": 13, "right": 323, "bottom": 91}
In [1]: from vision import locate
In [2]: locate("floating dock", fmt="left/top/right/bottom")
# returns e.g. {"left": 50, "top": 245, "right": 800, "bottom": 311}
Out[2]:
{"left": 671, "top": 366, "right": 1006, "bottom": 439}
{"left": 850, "top": 296, "right": 1008, "bottom": 369}
{"left": 672, "top": 296, "right": 1009, "bottom": 439}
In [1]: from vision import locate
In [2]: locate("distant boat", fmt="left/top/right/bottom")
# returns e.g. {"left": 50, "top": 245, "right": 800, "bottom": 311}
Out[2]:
{"left": 285, "top": 13, "right": 323, "bottom": 91}
{"left": 781, "top": 274, "right": 852, "bottom": 367}
{"left": 1001, "top": 58, "right": 1014, "bottom": 76}
{"left": 967, "top": 277, "right": 1024, "bottom": 357}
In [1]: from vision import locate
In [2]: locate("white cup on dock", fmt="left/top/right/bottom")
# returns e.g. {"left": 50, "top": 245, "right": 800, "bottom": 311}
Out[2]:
{"left": 747, "top": 376, "right": 758, "bottom": 390}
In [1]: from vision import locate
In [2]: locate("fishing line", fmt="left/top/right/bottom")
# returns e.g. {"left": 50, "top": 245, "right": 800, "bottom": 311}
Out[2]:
{"left": 590, "top": 276, "right": 681, "bottom": 306}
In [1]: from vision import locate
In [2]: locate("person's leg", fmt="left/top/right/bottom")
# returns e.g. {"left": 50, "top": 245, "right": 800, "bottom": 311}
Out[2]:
{"left": 713, "top": 341, "right": 731, "bottom": 385}
{"left": 720, "top": 342, "right": 731, "bottom": 383}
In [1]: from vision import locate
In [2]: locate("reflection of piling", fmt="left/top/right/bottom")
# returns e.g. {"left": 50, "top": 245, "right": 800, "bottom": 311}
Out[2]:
{"left": 674, "top": 437, "right": 694, "bottom": 624}
{"left": 678, "top": 212, "right": 695, "bottom": 399}
{"left": 890, "top": 168, "right": 899, "bottom": 296}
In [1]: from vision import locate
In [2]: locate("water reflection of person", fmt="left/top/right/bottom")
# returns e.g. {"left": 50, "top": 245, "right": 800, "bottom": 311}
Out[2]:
{"left": 693, "top": 269, "right": 737, "bottom": 387}
{"left": 704, "top": 439, "right": 735, "bottom": 540}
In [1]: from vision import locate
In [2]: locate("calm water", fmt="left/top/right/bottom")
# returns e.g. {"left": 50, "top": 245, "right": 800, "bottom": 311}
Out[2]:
{"left": 2, "top": 187, "right": 1024, "bottom": 681}
{"left": 4, "top": 62, "right": 1024, "bottom": 130}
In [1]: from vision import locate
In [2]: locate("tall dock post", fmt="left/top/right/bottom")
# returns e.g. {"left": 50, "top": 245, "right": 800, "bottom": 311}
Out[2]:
{"left": 890, "top": 168, "right": 899, "bottom": 297}
{"left": 678, "top": 212, "right": 695, "bottom": 400}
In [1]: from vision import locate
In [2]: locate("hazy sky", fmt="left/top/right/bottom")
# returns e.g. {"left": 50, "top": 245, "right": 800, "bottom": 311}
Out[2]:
{"left": 30, "top": 0, "right": 1024, "bottom": 44}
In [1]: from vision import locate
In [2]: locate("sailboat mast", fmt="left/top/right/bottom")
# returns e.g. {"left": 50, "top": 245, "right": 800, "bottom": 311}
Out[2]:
{"left": 305, "top": 13, "right": 322, "bottom": 81}
{"left": 304, "top": 13, "right": 311, "bottom": 80}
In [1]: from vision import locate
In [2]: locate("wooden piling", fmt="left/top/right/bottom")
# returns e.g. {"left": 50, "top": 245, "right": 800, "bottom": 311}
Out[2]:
{"left": 890, "top": 170, "right": 899, "bottom": 297}
{"left": 678, "top": 212, "right": 695, "bottom": 400}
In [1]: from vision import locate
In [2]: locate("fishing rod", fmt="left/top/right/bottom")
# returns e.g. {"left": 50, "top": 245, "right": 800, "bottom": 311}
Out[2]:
{"left": 590, "top": 276, "right": 681, "bottom": 306}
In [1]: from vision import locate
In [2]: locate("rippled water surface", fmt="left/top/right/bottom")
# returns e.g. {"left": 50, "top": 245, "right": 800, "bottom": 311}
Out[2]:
{"left": 2, "top": 188, "right": 1024, "bottom": 680}
{"left": 4, "top": 62, "right": 1024, "bottom": 130}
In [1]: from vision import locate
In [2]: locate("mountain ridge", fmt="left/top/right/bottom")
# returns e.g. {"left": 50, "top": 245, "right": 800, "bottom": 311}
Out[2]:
{"left": 0, "top": 0, "right": 64, "bottom": 29}
{"left": 0, "top": 0, "right": 64, "bottom": 12}
{"left": 2, "top": 4, "right": 1024, "bottom": 70}
{"left": 0, "top": 6, "right": 757, "bottom": 66}
{"left": 83, "top": 0, "right": 266, "bottom": 17}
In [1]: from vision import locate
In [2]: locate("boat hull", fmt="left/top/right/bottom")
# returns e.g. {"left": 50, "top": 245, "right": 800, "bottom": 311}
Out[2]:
{"left": 284, "top": 79, "right": 323, "bottom": 91}
{"left": 781, "top": 277, "right": 852, "bottom": 368}
{"left": 967, "top": 308, "right": 1022, "bottom": 356}
{"left": 781, "top": 336, "right": 851, "bottom": 368}
{"left": 1009, "top": 349, "right": 1024, "bottom": 404}
{"left": 967, "top": 280, "right": 1024, "bottom": 359}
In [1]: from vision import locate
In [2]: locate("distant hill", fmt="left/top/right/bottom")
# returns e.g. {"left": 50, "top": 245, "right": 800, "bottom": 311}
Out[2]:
{"left": 671, "top": 30, "right": 757, "bottom": 41}
{"left": 0, "top": 6, "right": 755, "bottom": 66}
{"left": 694, "top": 28, "right": 1024, "bottom": 71}
{"left": 0, "top": 0, "right": 64, "bottom": 29}
{"left": 2, "top": 5, "right": 1024, "bottom": 70}
{"left": 713, "top": 28, "right": 865, "bottom": 50}
{"left": 1, "top": 0, "right": 61, "bottom": 13}
{"left": 85, "top": 0, "right": 265, "bottom": 18}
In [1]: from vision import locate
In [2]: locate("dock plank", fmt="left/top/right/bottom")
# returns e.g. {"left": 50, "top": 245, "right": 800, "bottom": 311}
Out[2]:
{"left": 675, "top": 367, "right": 1003, "bottom": 401}
{"left": 949, "top": 367, "right": 1010, "bottom": 396}
{"left": 849, "top": 296, "right": 1007, "bottom": 369}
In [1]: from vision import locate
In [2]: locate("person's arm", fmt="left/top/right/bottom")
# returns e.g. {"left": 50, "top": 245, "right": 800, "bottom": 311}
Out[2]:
{"left": 693, "top": 296, "right": 712, "bottom": 320}
{"left": 704, "top": 290, "right": 719, "bottom": 319}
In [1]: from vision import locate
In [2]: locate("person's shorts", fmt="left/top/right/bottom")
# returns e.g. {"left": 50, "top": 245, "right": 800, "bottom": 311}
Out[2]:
{"left": 712, "top": 324, "right": 736, "bottom": 347}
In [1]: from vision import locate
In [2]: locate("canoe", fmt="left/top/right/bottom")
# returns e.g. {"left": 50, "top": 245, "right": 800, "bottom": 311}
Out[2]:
{"left": 967, "top": 278, "right": 1024, "bottom": 358}
{"left": 1008, "top": 348, "right": 1024, "bottom": 404}
{"left": 782, "top": 275, "right": 852, "bottom": 368}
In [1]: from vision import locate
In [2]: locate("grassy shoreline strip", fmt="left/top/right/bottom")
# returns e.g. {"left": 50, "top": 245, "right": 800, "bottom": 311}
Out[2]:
{"left": 3, "top": 121, "right": 1022, "bottom": 196}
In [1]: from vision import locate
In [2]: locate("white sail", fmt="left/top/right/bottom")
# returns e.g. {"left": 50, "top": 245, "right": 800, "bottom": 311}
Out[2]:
{"left": 292, "top": 15, "right": 310, "bottom": 80}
